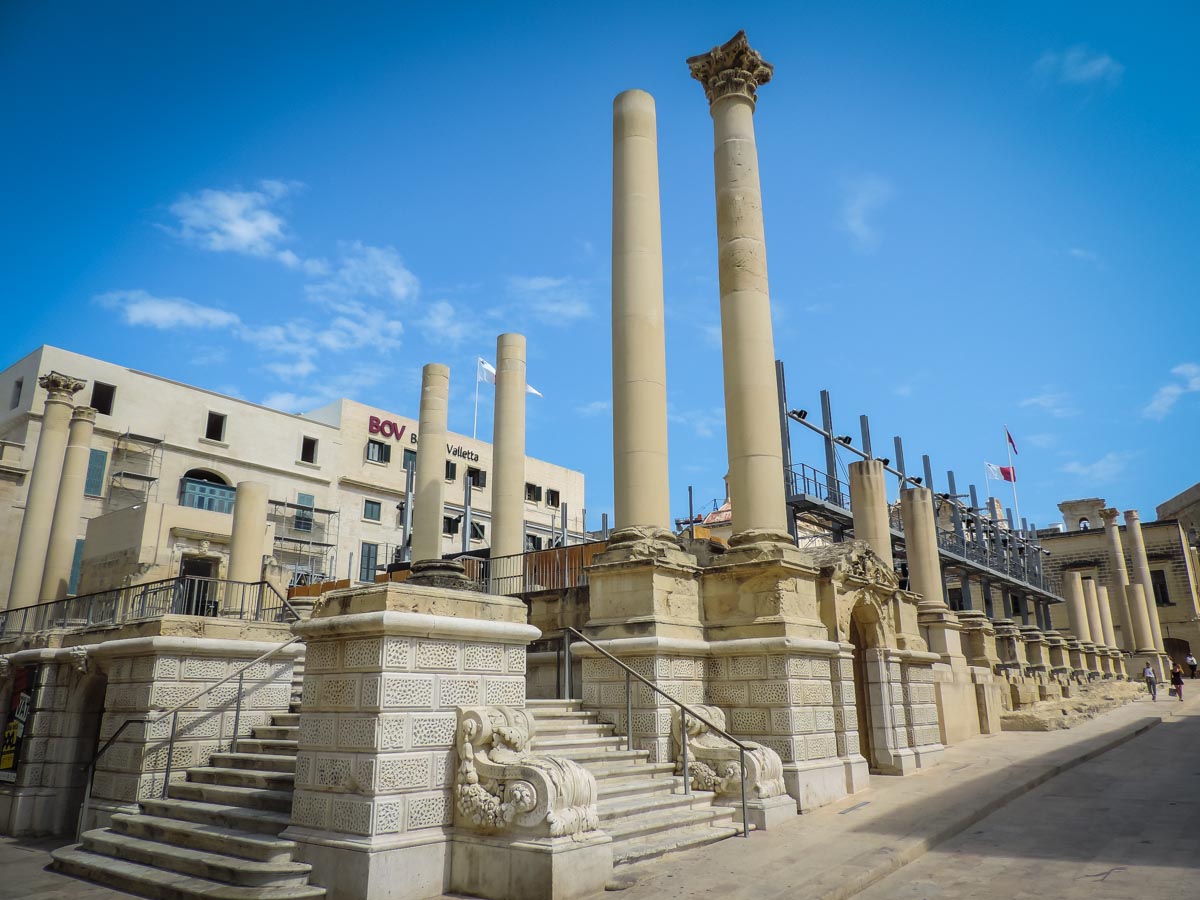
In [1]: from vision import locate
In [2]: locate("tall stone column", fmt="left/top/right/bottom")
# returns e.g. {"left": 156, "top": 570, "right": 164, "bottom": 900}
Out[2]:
{"left": 1125, "top": 583, "right": 1157, "bottom": 655}
{"left": 611, "top": 89, "right": 672, "bottom": 541}
{"left": 227, "top": 481, "right": 270, "bottom": 583}
{"left": 39, "top": 406, "right": 98, "bottom": 601}
{"left": 1081, "top": 578, "right": 1106, "bottom": 650}
{"left": 900, "top": 487, "right": 944, "bottom": 607}
{"left": 1124, "top": 510, "right": 1165, "bottom": 653}
{"left": 1100, "top": 508, "right": 1136, "bottom": 651}
{"left": 1095, "top": 585, "right": 1118, "bottom": 649}
{"left": 409, "top": 364, "right": 465, "bottom": 585}
{"left": 689, "top": 31, "right": 789, "bottom": 547}
{"left": 849, "top": 460, "right": 893, "bottom": 569}
{"left": 1062, "top": 571, "right": 1092, "bottom": 644}
{"left": 7, "top": 372, "right": 85, "bottom": 609}
{"left": 490, "top": 333, "right": 527, "bottom": 570}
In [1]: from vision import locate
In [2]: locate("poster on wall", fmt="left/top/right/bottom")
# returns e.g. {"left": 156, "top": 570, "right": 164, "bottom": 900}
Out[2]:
{"left": 0, "top": 665, "right": 38, "bottom": 784}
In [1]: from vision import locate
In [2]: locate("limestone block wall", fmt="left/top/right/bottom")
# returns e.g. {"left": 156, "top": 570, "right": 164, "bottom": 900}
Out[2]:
{"left": 290, "top": 630, "right": 528, "bottom": 841}
{"left": 90, "top": 638, "right": 297, "bottom": 826}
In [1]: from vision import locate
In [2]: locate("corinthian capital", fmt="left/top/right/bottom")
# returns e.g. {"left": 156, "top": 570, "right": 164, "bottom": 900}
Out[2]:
{"left": 38, "top": 371, "right": 86, "bottom": 400}
{"left": 687, "top": 30, "right": 774, "bottom": 110}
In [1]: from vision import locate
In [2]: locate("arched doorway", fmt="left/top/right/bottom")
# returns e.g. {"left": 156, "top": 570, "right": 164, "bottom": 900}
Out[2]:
{"left": 1164, "top": 637, "right": 1191, "bottom": 669}
{"left": 848, "top": 616, "right": 875, "bottom": 769}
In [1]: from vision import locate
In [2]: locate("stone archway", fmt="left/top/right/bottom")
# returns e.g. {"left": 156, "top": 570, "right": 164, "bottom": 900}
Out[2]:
{"left": 847, "top": 597, "right": 889, "bottom": 773}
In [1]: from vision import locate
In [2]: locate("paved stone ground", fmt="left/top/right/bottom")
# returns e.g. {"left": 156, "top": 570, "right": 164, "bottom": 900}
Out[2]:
{"left": 615, "top": 691, "right": 1198, "bottom": 900}
{"left": 855, "top": 705, "right": 1200, "bottom": 899}
{"left": 0, "top": 836, "right": 132, "bottom": 900}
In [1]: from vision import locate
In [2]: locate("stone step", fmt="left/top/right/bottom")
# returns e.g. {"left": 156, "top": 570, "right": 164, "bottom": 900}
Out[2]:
{"left": 211, "top": 753, "right": 298, "bottom": 774}
{"left": 595, "top": 774, "right": 678, "bottom": 802}
{"left": 138, "top": 798, "right": 291, "bottom": 836}
{"left": 80, "top": 829, "right": 312, "bottom": 888}
{"left": 612, "top": 819, "right": 744, "bottom": 867}
{"left": 524, "top": 699, "right": 582, "bottom": 712}
{"left": 51, "top": 846, "right": 326, "bottom": 900}
{"left": 585, "top": 760, "right": 675, "bottom": 782}
{"left": 526, "top": 710, "right": 599, "bottom": 722}
{"left": 110, "top": 814, "right": 296, "bottom": 864}
{"left": 272, "top": 713, "right": 300, "bottom": 727}
{"left": 236, "top": 739, "right": 300, "bottom": 756}
{"left": 252, "top": 726, "right": 299, "bottom": 741}
{"left": 597, "top": 790, "right": 708, "bottom": 822}
{"left": 538, "top": 748, "right": 648, "bottom": 764}
{"left": 532, "top": 719, "right": 612, "bottom": 735}
{"left": 532, "top": 734, "right": 626, "bottom": 752}
{"left": 186, "top": 767, "right": 294, "bottom": 792}
{"left": 604, "top": 805, "right": 735, "bottom": 845}
{"left": 168, "top": 781, "right": 294, "bottom": 814}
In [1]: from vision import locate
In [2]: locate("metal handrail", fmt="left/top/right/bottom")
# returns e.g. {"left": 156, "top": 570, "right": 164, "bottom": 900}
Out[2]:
{"left": 560, "top": 626, "right": 751, "bottom": 837}
{"left": 76, "top": 634, "right": 303, "bottom": 839}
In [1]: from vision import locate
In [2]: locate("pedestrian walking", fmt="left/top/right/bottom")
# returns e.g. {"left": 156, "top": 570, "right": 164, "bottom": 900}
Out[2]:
{"left": 1186, "top": 653, "right": 1197, "bottom": 679}
{"left": 1144, "top": 662, "right": 1158, "bottom": 701}
{"left": 1171, "top": 664, "right": 1185, "bottom": 702}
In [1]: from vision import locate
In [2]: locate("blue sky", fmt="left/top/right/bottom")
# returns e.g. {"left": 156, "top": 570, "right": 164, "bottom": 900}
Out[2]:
{"left": 3, "top": 2, "right": 1198, "bottom": 531}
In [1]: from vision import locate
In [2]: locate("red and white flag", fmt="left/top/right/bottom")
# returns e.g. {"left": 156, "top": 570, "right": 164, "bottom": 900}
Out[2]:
{"left": 985, "top": 462, "right": 1017, "bottom": 483}
{"left": 1005, "top": 428, "right": 1018, "bottom": 456}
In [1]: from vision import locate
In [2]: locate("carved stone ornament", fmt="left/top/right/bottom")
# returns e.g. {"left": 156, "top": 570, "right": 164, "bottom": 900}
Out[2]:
{"left": 687, "top": 30, "right": 774, "bottom": 109}
{"left": 801, "top": 540, "right": 901, "bottom": 591}
{"left": 454, "top": 706, "right": 600, "bottom": 839}
{"left": 38, "top": 371, "right": 86, "bottom": 400}
{"left": 67, "top": 645, "right": 90, "bottom": 674}
{"left": 671, "top": 705, "right": 786, "bottom": 800}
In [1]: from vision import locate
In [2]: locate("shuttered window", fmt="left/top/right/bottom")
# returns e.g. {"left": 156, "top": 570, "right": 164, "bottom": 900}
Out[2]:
{"left": 68, "top": 539, "right": 85, "bottom": 595}
{"left": 84, "top": 449, "right": 107, "bottom": 497}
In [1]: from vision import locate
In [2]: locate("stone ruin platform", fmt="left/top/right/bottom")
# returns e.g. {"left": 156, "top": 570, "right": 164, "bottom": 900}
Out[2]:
{"left": 1000, "top": 680, "right": 1147, "bottom": 731}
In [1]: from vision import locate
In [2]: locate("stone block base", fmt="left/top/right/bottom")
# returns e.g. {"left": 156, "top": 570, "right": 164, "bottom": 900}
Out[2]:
{"left": 449, "top": 831, "right": 613, "bottom": 900}
{"left": 784, "top": 757, "right": 866, "bottom": 813}
{"left": 1009, "top": 682, "right": 1040, "bottom": 708}
{"left": 716, "top": 793, "right": 794, "bottom": 831}
{"left": 974, "top": 679, "right": 1003, "bottom": 734}
{"left": 932, "top": 667, "right": 981, "bottom": 746}
{"left": 289, "top": 828, "right": 450, "bottom": 900}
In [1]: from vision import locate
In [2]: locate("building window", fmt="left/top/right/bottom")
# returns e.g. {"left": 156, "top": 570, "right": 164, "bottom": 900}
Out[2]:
{"left": 180, "top": 476, "right": 236, "bottom": 513}
{"left": 403, "top": 448, "right": 417, "bottom": 470}
{"left": 66, "top": 538, "right": 86, "bottom": 595}
{"left": 526, "top": 533, "right": 544, "bottom": 552}
{"left": 1151, "top": 569, "right": 1172, "bottom": 606}
{"left": 1078, "top": 518, "right": 1090, "bottom": 531}
{"left": 366, "top": 439, "right": 391, "bottom": 464}
{"left": 84, "top": 449, "right": 107, "bottom": 497}
{"left": 525, "top": 483, "right": 542, "bottom": 503}
{"left": 363, "top": 499, "right": 382, "bottom": 522}
{"left": 9, "top": 378, "right": 22, "bottom": 410}
{"left": 545, "top": 488, "right": 561, "bottom": 509}
{"left": 205, "top": 411, "right": 227, "bottom": 442}
{"left": 359, "top": 542, "right": 379, "bottom": 582}
{"left": 466, "top": 466, "right": 487, "bottom": 489}
{"left": 295, "top": 492, "right": 315, "bottom": 533}
{"left": 470, "top": 521, "right": 486, "bottom": 541}
{"left": 445, "top": 460, "right": 457, "bottom": 482}
{"left": 91, "top": 381, "right": 116, "bottom": 416}
{"left": 443, "top": 515, "right": 460, "bottom": 536}
{"left": 301, "top": 436, "right": 319, "bottom": 464}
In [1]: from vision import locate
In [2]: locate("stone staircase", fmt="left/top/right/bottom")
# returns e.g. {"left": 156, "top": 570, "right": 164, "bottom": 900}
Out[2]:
{"left": 527, "top": 698, "right": 743, "bottom": 866}
{"left": 52, "top": 711, "right": 324, "bottom": 900}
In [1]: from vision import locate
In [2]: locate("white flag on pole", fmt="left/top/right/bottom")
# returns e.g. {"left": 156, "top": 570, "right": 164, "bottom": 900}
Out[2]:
{"left": 477, "top": 357, "right": 543, "bottom": 397}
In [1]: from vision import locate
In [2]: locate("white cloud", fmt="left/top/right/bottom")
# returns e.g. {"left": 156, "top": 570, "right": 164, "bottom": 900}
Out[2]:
{"left": 668, "top": 405, "right": 726, "bottom": 439}
{"left": 1068, "top": 247, "right": 1099, "bottom": 263}
{"left": 308, "top": 241, "right": 419, "bottom": 306}
{"left": 699, "top": 322, "right": 722, "bottom": 348}
{"left": 1026, "top": 433, "right": 1057, "bottom": 449}
{"left": 839, "top": 175, "right": 893, "bottom": 252}
{"left": 96, "top": 290, "right": 240, "bottom": 330}
{"left": 576, "top": 400, "right": 611, "bottom": 417}
{"left": 1034, "top": 46, "right": 1124, "bottom": 87}
{"left": 167, "top": 180, "right": 324, "bottom": 271}
{"left": 1019, "top": 389, "right": 1078, "bottom": 418}
{"left": 1062, "top": 451, "right": 1132, "bottom": 482}
{"left": 418, "top": 300, "right": 475, "bottom": 347}
{"left": 261, "top": 391, "right": 325, "bottom": 414}
{"left": 1143, "top": 363, "right": 1200, "bottom": 420}
{"left": 506, "top": 275, "right": 592, "bottom": 324}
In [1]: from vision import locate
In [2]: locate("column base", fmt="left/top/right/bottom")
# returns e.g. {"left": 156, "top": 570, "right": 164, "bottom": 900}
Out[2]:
{"left": 285, "top": 827, "right": 450, "bottom": 900}
{"left": 715, "top": 793, "right": 795, "bottom": 830}
{"left": 408, "top": 558, "right": 482, "bottom": 591}
{"left": 782, "top": 756, "right": 868, "bottom": 813}
{"left": 449, "top": 830, "right": 613, "bottom": 900}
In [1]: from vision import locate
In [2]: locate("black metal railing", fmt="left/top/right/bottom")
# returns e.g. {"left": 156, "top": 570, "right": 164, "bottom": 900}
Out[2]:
{"left": 788, "top": 462, "right": 851, "bottom": 510}
{"left": 559, "top": 626, "right": 751, "bottom": 838}
{"left": 0, "top": 576, "right": 298, "bottom": 638}
{"left": 482, "top": 542, "right": 607, "bottom": 596}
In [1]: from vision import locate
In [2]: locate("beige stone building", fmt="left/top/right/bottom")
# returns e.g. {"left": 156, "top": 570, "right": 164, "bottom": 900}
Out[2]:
{"left": 0, "top": 346, "right": 585, "bottom": 609}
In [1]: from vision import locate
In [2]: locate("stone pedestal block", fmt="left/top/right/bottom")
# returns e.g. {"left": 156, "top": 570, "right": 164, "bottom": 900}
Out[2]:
{"left": 699, "top": 545, "right": 826, "bottom": 642}
{"left": 957, "top": 611, "right": 999, "bottom": 670}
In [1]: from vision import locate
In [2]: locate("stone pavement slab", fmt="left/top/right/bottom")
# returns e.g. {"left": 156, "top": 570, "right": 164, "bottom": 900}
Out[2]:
{"left": 0, "top": 836, "right": 136, "bottom": 900}
{"left": 611, "top": 692, "right": 1197, "bottom": 900}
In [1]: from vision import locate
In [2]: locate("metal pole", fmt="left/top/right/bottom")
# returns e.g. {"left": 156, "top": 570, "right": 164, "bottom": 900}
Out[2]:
{"left": 893, "top": 436, "right": 907, "bottom": 489}
{"left": 555, "top": 640, "right": 562, "bottom": 699}
{"left": 859, "top": 414, "right": 872, "bottom": 458}
{"left": 162, "top": 710, "right": 179, "bottom": 798}
{"left": 230, "top": 672, "right": 244, "bottom": 754}
{"left": 625, "top": 670, "right": 633, "bottom": 752}
{"left": 740, "top": 746, "right": 749, "bottom": 837}
{"left": 402, "top": 464, "right": 415, "bottom": 562}
{"left": 563, "top": 630, "right": 572, "bottom": 701}
{"left": 922, "top": 454, "right": 935, "bottom": 493}
{"left": 602, "top": 513, "right": 609, "bottom": 540}
{"left": 561, "top": 503, "right": 568, "bottom": 547}
{"left": 821, "top": 390, "right": 839, "bottom": 505}
{"left": 776, "top": 361, "right": 797, "bottom": 540}
{"left": 462, "top": 476, "right": 472, "bottom": 553}
{"left": 681, "top": 711, "right": 691, "bottom": 795}
{"left": 688, "top": 486, "right": 695, "bottom": 541}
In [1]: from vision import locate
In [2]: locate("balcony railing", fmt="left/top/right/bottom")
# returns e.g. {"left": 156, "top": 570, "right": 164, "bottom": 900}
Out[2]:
{"left": 482, "top": 541, "right": 608, "bottom": 595}
{"left": 0, "top": 576, "right": 297, "bottom": 639}
{"left": 788, "top": 462, "right": 851, "bottom": 510}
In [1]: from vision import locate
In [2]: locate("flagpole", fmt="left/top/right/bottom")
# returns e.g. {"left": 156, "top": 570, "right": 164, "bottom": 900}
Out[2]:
{"left": 984, "top": 464, "right": 992, "bottom": 513}
{"left": 1005, "top": 424, "right": 1020, "bottom": 526}
{"left": 473, "top": 357, "right": 482, "bottom": 440}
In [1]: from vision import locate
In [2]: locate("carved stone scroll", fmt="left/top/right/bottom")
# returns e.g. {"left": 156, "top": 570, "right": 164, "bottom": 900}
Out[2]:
{"left": 454, "top": 706, "right": 600, "bottom": 839}
{"left": 670, "top": 705, "right": 786, "bottom": 800}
